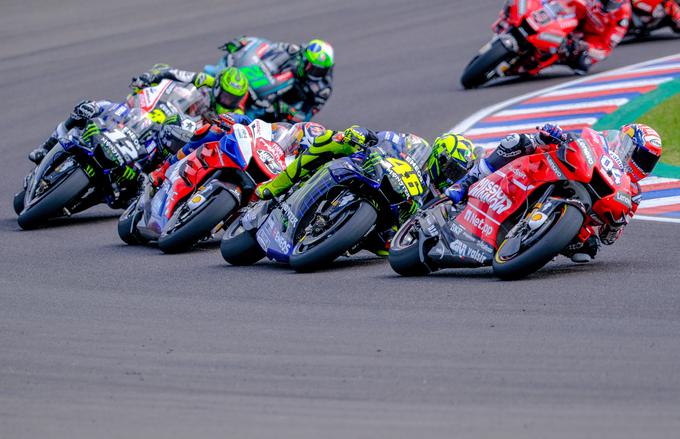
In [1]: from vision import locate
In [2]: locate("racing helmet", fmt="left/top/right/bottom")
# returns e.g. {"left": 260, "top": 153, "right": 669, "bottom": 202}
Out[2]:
{"left": 427, "top": 133, "right": 476, "bottom": 190}
{"left": 277, "top": 122, "right": 327, "bottom": 155}
{"left": 609, "top": 124, "right": 662, "bottom": 182}
{"left": 299, "top": 39, "right": 334, "bottom": 79}
{"left": 598, "top": 0, "right": 624, "bottom": 12}
{"left": 214, "top": 67, "right": 249, "bottom": 115}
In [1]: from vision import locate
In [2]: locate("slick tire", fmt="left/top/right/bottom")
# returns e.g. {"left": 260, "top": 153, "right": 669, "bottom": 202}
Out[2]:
{"left": 17, "top": 168, "right": 90, "bottom": 230}
{"left": 13, "top": 189, "right": 26, "bottom": 215}
{"left": 289, "top": 200, "right": 377, "bottom": 273}
{"left": 158, "top": 190, "right": 237, "bottom": 254}
{"left": 461, "top": 39, "right": 513, "bottom": 89}
{"left": 220, "top": 220, "right": 264, "bottom": 266}
{"left": 117, "top": 203, "right": 148, "bottom": 245}
{"left": 492, "top": 204, "right": 583, "bottom": 280}
{"left": 388, "top": 219, "right": 431, "bottom": 277}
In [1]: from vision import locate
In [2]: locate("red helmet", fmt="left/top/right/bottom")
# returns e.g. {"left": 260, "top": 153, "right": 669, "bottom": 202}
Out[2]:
{"left": 610, "top": 124, "right": 662, "bottom": 182}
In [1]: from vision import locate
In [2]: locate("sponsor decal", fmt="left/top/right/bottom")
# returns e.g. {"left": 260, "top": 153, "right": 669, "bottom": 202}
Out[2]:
{"left": 545, "top": 155, "right": 564, "bottom": 179}
{"left": 576, "top": 139, "right": 595, "bottom": 167}
{"left": 449, "top": 239, "right": 487, "bottom": 264}
{"left": 272, "top": 228, "right": 291, "bottom": 254}
{"left": 279, "top": 202, "right": 298, "bottom": 229}
{"left": 468, "top": 179, "right": 513, "bottom": 214}
{"left": 512, "top": 168, "right": 527, "bottom": 179}
{"left": 257, "top": 149, "right": 282, "bottom": 174}
{"left": 463, "top": 209, "right": 494, "bottom": 237}
{"left": 614, "top": 191, "right": 632, "bottom": 208}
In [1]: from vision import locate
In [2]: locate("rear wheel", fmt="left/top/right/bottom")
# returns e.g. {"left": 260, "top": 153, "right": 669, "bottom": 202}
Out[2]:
{"left": 220, "top": 218, "right": 265, "bottom": 265}
{"left": 492, "top": 204, "right": 583, "bottom": 280}
{"left": 158, "top": 190, "right": 237, "bottom": 254}
{"left": 17, "top": 168, "right": 90, "bottom": 230}
{"left": 388, "top": 217, "right": 431, "bottom": 276}
{"left": 289, "top": 200, "right": 377, "bottom": 273}
{"left": 461, "top": 39, "right": 514, "bottom": 89}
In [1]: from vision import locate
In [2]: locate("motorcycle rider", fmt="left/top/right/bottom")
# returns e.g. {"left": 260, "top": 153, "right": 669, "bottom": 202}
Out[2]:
{"left": 28, "top": 100, "right": 192, "bottom": 166}
{"left": 217, "top": 36, "right": 335, "bottom": 122}
{"left": 130, "top": 65, "right": 250, "bottom": 118}
{"left": 559, "top": 0, "right": 632, "bottom": 75}
{"left": 256, "top": 126, "right": 476, "bottom": 203}
{"left": 444, "top": 123, "right": 663, "bottom": 263}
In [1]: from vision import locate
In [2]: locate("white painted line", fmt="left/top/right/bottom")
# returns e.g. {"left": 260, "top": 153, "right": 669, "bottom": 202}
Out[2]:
{"left": 634, "top": 215, "right": 680, "bottom": 224}
{"left": 639, "top": 195, "right": 680, "bottom": 209}
{"left": 542, "top": 77, "right": 675, "bottom": 97}
{"left": 493, "top": 99, "right": 629, "bottom": 117}
{"left": 640, "top": 176, "right": 680, "bottom": 186}
{"left": 451, "top": 52, "right": 680, "bottom": 133}
{"left": 465, "top": 117, "right": 598, "bottom": 136}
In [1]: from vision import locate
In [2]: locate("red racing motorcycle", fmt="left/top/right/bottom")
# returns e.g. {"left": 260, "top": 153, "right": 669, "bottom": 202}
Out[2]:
{"left": 389, "top": 127, "right": 635, "bottom": 279}
{"left": 461, "top": 0, "right": 580, "bottom": 88}
{"left": 627, "top": 0, "right": 680, "bottom": 38}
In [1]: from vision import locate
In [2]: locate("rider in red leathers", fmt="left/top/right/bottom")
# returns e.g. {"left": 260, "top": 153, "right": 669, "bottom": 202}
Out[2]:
{"left": 561, "top": 0, "right": 632, "bottom": 74}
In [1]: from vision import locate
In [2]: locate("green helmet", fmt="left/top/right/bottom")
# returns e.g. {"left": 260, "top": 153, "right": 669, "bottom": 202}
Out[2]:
{"left": 299, "top": 39, "right": 334, "bottom": 79}
{"left": 427, "top": 133, "right": 476, "bottom": 190}
{"left": 214, "top": 67, "right": 249, "bottom": 114}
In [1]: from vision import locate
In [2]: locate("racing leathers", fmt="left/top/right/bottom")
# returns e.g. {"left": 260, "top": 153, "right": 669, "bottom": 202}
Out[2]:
{"left": 561, "top": 0, "right": 632, "bottom": 74}
{"left": 221, "top": 36, "right": 333, "bottom": 122}
{"left": 445, "top": 125, "right": 641, "bottom": 263}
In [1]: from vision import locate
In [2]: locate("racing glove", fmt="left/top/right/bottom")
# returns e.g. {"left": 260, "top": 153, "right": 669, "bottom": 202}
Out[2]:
{"left": 343, "top": 126, "right": 378, "bottom": 148}
{"left": 221, "top": 36, "right": 248, "bottom": 53}
{"left": 72, "top": 100, "right": 99, "bottom": 120}
{"left": 536, "top": 123, "right": 566, "bottom": 144}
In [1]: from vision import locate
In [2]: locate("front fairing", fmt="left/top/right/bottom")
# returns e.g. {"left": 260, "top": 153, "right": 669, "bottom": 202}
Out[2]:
{"left": 24, "top": 144, "right": 79, "bottom": 207}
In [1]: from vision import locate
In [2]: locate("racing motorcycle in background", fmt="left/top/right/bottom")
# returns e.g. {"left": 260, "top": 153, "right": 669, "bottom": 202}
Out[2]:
{"left": 461, "top": 0, "right": 580, "bottom": 88}
{"left": 117, "top": 119, "right": 287, "bottom": 253}
{"left": 627, "top": 0, "right": 680, "bottom": 39}
{"left": 389, "top": 128, "right": 635, "bottom": 280}
{"left": 220, "top": 134, "right": 432, "bottom": 272}
{"left": 204, "top": 37, "right": 297, "bottom": 118}
{"left": 14, "top": 80, "right": 206, "bottom": 229}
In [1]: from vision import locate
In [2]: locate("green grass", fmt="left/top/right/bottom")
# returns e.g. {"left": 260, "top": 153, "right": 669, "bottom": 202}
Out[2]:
{"left": 637, "top": 93, "right": 680, "bottom": 166}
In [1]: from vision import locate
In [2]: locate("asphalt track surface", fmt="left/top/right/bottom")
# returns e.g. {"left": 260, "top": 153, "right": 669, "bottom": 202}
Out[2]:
{"left": 1, "top": 1, "right": 680, "bottom": 437}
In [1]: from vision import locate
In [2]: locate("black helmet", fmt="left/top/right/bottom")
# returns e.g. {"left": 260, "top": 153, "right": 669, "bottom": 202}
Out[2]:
{"left": 599, "top": 0, "right": 624, "bottom": 12}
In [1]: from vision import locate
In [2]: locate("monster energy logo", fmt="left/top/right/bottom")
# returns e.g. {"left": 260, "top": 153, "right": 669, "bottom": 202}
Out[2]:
{"left": 84, "top": 164, "right": 96, "bottom": 177}
{"left": 119, "top": 166, "right": 137, "bottom": 181}
{"left": 81, "top": 123, "right": 101, "bottom": 141}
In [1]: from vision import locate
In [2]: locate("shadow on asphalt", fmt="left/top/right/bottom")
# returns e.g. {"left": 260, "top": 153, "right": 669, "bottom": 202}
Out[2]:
{"left": 0, "top": 212, "right": 120, "bottom": 232}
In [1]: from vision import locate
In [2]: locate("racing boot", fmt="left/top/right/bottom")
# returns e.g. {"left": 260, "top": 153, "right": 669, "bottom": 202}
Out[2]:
{"left": 28, "top": 137, "right": 59, "bottom": 164}
{"left": 256, "top": 169, "right": 295, "bottom": 199}
{"left": 564, "top": 236, "right": 600, "bottom": 264}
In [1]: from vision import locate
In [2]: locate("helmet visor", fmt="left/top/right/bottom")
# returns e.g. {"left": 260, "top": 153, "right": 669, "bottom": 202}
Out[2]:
{"left": 215, "top": 88, "right": 246, "bottom": 112}
{"left": 601, "top": 0, "right": 623, "bottom": 11}
{"left": 631, "top": 146, "right": 660, "bottom": 174}
{"left": 304, "top": 62, "right": 330, "bottom": 79}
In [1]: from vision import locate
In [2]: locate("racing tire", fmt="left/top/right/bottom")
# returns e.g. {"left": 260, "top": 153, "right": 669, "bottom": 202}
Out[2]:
{"left": 388, "top": 218, "right": 431, "bottom": 277}
{"left": 220, "top": 220, "right": 265, "bottom": 266}
{"left": 461, "top": 39, "right": 513, "bottom": 89}
{"left": 492, "top": 204, "right": 583, "bottom": 280}
{"left": 117, "top": 202, "right": 148, "bottom": 245}
{"left": 158, "top": 190, "right": 237, "bottom": 254}
{"left": 289, "top": 200, "right": 377, "bottom": 273}
{"left": 17, "top": 168, "right": 90, "bottom": 230}
{"left": 13, "top": 189, "right": 26, "bottom": 215}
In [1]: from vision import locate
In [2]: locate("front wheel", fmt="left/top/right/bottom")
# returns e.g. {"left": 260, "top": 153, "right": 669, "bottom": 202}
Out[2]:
{"left": 17, "top": 168, "right": 90, "bottom": 230}
{"left": 220, "top": 218, "right": 265, "bottom": 266}
{"left": 158, "top": 190, "right": 237, "bottom": 254}
{"left": 492, "top": 204, "right": 583, "bottom": 280}
{"left": 289, "top": 200, "right": 377, "bottom": 273}
{"left": 117, "top": 201, "right": 148, "bottom": 245}
{"left": 388, "top": 217, "right": 431, "bottom": 277}
{"left": 461, "top": 38, "right": 514, "bottom": 89}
